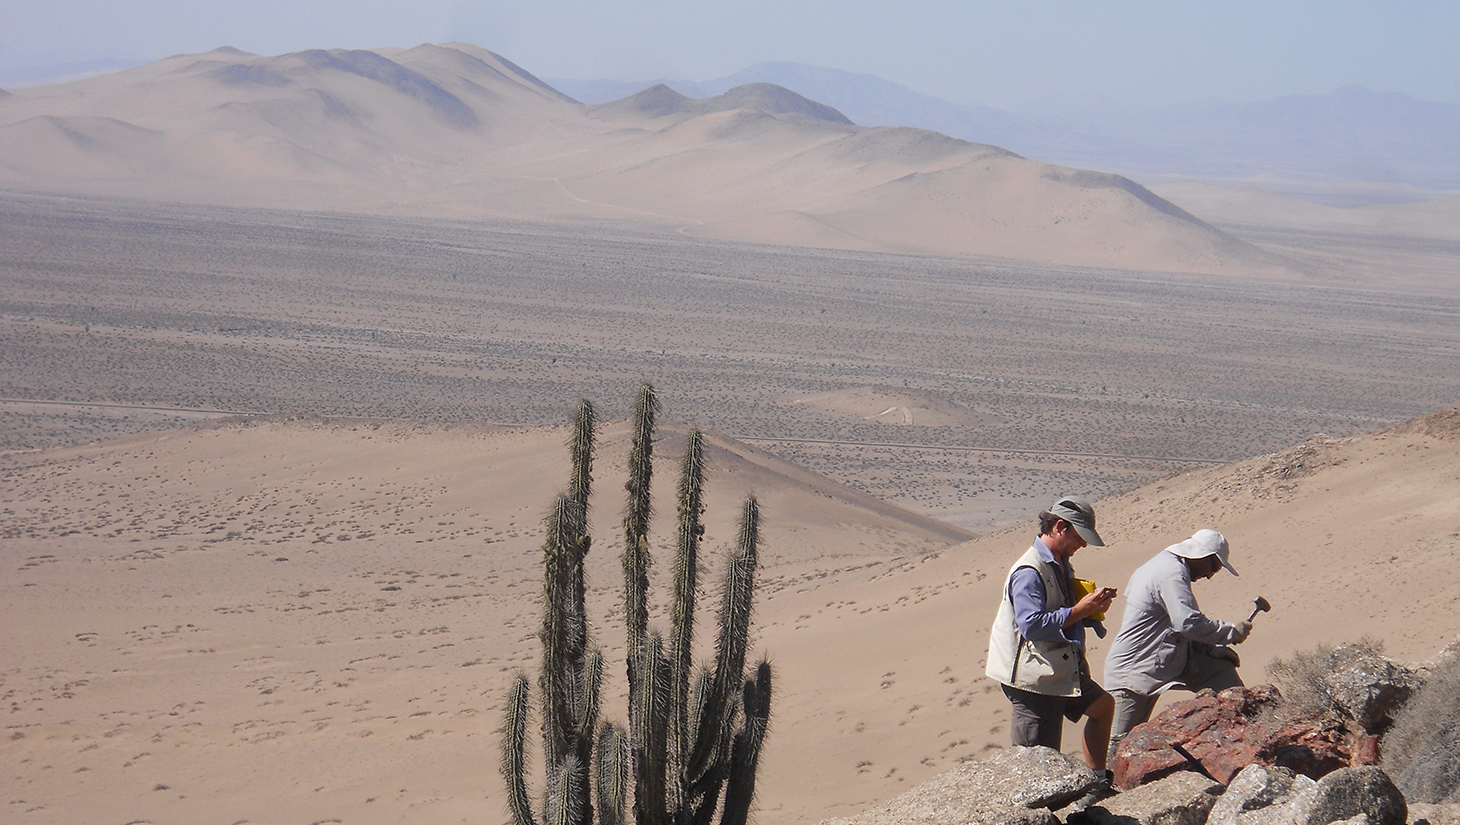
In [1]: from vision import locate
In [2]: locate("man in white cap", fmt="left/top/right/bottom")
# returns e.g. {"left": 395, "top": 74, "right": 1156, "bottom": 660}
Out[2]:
{"left": 1103, "top": 529, "right": 1252, "bottom": 758}
{"left": 987, "top": 496, "right": 1118, "bottom": 777}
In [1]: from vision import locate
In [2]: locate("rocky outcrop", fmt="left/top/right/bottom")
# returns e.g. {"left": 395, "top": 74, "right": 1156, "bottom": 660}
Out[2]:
{"left": 1112, "top": 686, "right": 1268, "bottom": 787}
{"left": 1112, "top": 686, "right": 1380, "bottom": 790}
{"left": 820, "top": 638, "right": 1456, "bottom": 825}
{"left": 1324, "top": 647, "right": 1421, "bottom": 734}
{"left": 1070, "top": 771, "right": 1224, "bottom": 825}
{"left": 818, "top": 752, "right": 1420, "bottom": 825}
{"left": 819, "top": 746, "right": 1098, "bottom": 825}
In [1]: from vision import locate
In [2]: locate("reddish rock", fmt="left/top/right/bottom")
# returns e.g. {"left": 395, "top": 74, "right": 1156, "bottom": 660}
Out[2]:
{"left": 1112, "top": 686, "right": 1377, "bottom": 791}
{"left": 1255, "top": 719, "right": 1353, "bottom": 778}
{"left": 1112, "top": 689, "right": 1262, "bottom": 789}
{"left": 1111, "top": 729, "right": 1188, "bottom": 790}
{"left": 1346, "top": 731, "right": 1381, "bottom": 766}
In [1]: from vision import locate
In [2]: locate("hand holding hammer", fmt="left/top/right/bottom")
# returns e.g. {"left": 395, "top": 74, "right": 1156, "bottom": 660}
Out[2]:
{"left": 1246, "top": 596, "right": 1271, "bottom": 622}
{"left": 1234, "top": 596, "right": 1270, "bottom": 643}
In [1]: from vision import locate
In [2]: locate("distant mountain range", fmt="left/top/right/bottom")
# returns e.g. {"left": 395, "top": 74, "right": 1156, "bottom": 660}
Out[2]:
{"left": 9, "top": 53, "right": 1455, "bottom": 205}
{"left": 549, "top": 64, "right": 1460, "bottom": 205}
{"left": 0, "top": 44, "right": 1282, "bottom": 274}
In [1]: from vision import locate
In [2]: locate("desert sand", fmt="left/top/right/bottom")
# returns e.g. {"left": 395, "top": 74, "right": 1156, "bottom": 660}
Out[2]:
{"left": 1149, "top": 181, "right": 1460, "bottom": 293}
{"left": 0, "top": 44, "right": 1281, "bottom": 274}
{"left": 1151, "top": 182, "right": 1460, "bottom": 241}
{"left": 4, "top": 409, "right": 1459, "bottom": 824}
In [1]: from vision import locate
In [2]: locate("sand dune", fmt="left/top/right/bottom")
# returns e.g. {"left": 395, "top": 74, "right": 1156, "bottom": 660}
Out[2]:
{"left": 0, "top": 44, "right": 1281, "bottom": 274}
{"left": 4, "top": 409, "right": 1458, "bottom": 823}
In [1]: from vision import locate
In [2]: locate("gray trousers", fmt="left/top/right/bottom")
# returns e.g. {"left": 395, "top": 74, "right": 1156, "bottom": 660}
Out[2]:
{"left": 1107, "top": 647, "right": 1243, "bottom": 762}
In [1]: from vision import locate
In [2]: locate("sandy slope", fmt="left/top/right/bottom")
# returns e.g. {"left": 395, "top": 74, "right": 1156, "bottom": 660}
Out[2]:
{"left": 762, "top": 408, "right": 1460, "bottom": 821}
{"left": 1151, "top": 181, "right": 1460, "bottom": 240}
{"left": 4, "top": 409, "right": 1460, "bottom": 823}
{"left": 0, "top": 416, "right": 965, "bottom": 824}
{"left": 0, "top": 44, "right": 1281, "bottom": 274}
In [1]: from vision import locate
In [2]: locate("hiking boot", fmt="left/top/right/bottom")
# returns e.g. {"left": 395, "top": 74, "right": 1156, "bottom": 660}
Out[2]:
{"left": 1070, "top": 769, "right": 1117, "bottom": 812}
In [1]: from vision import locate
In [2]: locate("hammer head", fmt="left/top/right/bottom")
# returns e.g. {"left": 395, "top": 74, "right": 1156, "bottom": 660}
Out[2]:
{"left": 1247, "top": 596, "right": 1271, "bottom": 622}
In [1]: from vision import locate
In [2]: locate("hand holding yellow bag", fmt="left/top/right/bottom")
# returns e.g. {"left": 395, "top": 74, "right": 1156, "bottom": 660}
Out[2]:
{"left": 1072, "top": 577, "right": 1107, "bottom": 622}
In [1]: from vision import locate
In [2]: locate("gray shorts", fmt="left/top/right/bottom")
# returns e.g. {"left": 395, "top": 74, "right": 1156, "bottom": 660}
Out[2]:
{"left": 1002, "top": 668, "right": 1109, "bottom": 750}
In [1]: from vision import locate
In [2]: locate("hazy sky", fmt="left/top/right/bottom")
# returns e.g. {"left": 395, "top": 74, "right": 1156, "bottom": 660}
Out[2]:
{"left": 2, "top": 0, "right": 1457, "bottom": 109}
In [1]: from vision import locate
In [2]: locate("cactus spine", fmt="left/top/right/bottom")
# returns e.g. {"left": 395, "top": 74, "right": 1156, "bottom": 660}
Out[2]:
{"left": 501, "top": 385, "right": 772, "bottom": 825}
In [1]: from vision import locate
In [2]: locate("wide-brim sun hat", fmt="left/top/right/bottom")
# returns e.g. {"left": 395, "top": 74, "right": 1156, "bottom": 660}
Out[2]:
{"left": 1167, "top": 528, "right": 1239, "bottom": 576}
{"left": 1048, "top": 495, "right": 1104, "bottom": 546}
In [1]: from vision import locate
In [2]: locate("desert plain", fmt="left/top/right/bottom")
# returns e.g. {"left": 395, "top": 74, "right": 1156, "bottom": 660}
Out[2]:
{"left": 3, "top": 41, "right": 1460, "bottom": 825}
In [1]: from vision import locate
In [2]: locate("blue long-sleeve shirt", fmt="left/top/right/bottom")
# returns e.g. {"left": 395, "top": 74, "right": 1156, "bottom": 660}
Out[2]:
{"left": 1009, "top": 538, "right": 1104, "bottom": 649}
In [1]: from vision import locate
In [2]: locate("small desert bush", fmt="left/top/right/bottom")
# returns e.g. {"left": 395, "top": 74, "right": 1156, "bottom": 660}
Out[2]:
{"left": 1383, "top": 650, "right": 1460, "bottom": 803}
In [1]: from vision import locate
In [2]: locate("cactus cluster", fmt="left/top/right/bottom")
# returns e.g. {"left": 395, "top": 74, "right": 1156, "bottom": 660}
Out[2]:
{"left": 501, "top": 384, "right": 772, "bottom": 825}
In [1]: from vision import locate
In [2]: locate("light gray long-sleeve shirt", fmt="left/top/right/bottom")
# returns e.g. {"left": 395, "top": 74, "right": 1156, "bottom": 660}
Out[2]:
{"left": 1103, "top": 549, "right": 1242, "bottom": 695}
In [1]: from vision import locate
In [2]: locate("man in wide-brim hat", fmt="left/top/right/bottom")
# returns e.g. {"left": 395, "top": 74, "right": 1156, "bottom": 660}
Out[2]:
{"left": 1102, "top": 528, "right": 1252, "bottom": 760}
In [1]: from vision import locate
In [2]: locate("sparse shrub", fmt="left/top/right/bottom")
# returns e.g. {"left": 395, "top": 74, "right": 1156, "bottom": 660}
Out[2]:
{"left": 1266, "top": 641, "right": 1339, "bottom": 719}
{"left": 1265, "top": 636, "right": 1386, "bottom": 720}
{"left": 1382, "top": 650, "right": 1460, "bottom": 803}
{"left": 501, "top": 385, "right": 773, "bottom": 825}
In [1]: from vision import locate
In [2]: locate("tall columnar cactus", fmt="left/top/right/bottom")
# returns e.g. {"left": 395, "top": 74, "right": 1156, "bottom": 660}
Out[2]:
{"left": 622, "top": 384, "right": 658, "bottom": 689}
{"left": 668, "top": 428, "right": 705, "bottom": 809}
{"left": 502, "top": 385, "right": 773, "bottom": 825}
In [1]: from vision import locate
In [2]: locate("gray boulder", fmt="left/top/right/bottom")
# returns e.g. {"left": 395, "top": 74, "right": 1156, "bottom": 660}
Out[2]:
{"left": 818, "top": 746, "right": 1098, "bottom": 825}
{"left": 1324, "top": 646, "right": 1420, "bottom": 733}
{"left": 1299, "top": 766, "right": 1407, "bottom": 825}
{"left": 1208, "top": 764, "right": 1320, "bottom": 825}
{"left": 1071, "top": 771, "right": 1224, "bottom": 825}
{"left": 976, "top": 747, "right": 1102, "bottom": 810}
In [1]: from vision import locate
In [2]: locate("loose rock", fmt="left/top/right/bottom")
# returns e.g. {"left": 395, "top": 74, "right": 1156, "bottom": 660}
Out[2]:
{"left": 1070, "top": 771, "right": 1223, "bottom": 825}
{"left": 1300, "top": 766, "right": 1407, "bottom": 825}
{"left": 1207, "top": 764, "right": 1318, "bottom": 825}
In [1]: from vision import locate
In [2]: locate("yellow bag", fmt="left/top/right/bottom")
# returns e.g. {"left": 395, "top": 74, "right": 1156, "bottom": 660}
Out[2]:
{"left": 1072, "top": 577, "right": 1106, "bottom": 622}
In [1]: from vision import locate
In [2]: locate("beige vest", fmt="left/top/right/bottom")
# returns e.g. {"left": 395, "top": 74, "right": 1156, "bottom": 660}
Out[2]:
{"left": 985, "top": 545, "right": 1082, "bottom": 696}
